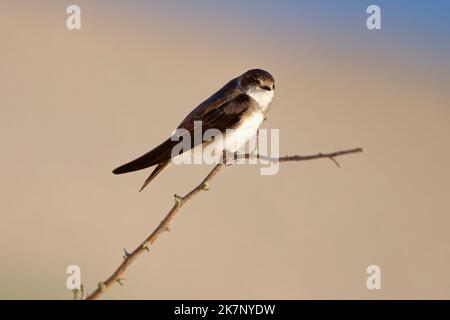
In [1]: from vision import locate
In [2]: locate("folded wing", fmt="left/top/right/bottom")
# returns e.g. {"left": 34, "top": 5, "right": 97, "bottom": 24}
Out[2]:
{"left": 112, "top": 94, "right": 255, "bottom": 175}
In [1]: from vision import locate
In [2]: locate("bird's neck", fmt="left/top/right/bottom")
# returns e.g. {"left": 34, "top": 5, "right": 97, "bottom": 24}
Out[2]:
{"left": 245, "top": 87, "right": 274, "bottom": 115}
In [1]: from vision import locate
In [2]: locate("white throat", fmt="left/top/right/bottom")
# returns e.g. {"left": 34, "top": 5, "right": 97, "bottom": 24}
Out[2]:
{"left": 243, "top": 86, "right": 274, "bottom": 114}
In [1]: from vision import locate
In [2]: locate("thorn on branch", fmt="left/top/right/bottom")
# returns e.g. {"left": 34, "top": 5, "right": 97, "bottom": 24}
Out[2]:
{"left": 174, "top": 194, "right": 183, "bottom": 206}
{"left": 329, "top": 156, "right": 340, "bottom": 168}
{"left": 98, "top": 281, "right": 106, "bottom": 291}
{"left": 164, "top": 226, "right": 171, "bottom": 233}
{"left": 80, "top": 284, "right": 85, "bottom": 300}
{"left": 72, "top": 288, "right": 79, "bottom": 300}
{"left": 116, "top": 278, "right": 126, "bottom": 286}
{"left": 141, "top": 242, "right": 150, "bottom": 252}
{"left": 123, "top": 248, "right": 131, "bottom": 260}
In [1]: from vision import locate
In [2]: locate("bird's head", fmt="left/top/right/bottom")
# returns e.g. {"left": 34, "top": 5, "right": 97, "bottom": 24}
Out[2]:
{"left": 238, "top": 69, "right": 275, "bottom": 108}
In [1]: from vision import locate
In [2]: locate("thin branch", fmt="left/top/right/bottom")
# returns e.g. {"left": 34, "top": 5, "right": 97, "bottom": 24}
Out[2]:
{"left": 239, "top": 147, "right": 363, "bottom": 165}
{"left": 85, "top": 147, "right": 363, "bottom": 300}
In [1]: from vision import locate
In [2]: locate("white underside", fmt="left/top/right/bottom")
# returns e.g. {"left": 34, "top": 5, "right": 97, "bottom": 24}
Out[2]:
{"left": 214, "top": 110, "right": 264, "bottom": 153}
{"left": 172, "top": 111, "right": 264, "bottom": 164}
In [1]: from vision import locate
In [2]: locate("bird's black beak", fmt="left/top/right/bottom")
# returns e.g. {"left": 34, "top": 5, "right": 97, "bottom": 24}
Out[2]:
{"left": 260, "top": 85, "right": 272, "bottom": 91}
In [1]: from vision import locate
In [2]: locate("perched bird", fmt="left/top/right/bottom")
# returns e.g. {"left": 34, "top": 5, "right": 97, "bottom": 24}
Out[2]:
{"left": 113, "top": 69, "right": 275, "bottom": 191}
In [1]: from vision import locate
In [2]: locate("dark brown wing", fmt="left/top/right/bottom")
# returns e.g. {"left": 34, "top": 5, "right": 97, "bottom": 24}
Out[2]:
{"left": 112, "top": 93, "right": 256, "bottom": 175}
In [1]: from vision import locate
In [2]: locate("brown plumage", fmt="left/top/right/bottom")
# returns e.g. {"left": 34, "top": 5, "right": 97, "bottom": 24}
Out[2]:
{"left": 112, "top": 69, "right": 275, "bottom": 191}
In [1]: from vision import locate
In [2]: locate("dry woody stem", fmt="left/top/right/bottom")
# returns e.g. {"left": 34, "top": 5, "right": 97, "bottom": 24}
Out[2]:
{"left": 86, "top": 147, "right": 363, "bottom": 300}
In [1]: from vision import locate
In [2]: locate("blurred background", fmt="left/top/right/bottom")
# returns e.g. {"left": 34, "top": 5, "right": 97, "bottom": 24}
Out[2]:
{"left": 0, "top": 0, "right": 449, "bottom": 299}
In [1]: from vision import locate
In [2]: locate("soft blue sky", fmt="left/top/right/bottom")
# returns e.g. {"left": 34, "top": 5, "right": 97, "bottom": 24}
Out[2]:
{"left": 108, "top": 0, "right": 450, "bottom": 71}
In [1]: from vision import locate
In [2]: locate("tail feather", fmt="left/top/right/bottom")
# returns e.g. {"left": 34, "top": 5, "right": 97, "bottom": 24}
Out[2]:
{"left": 139, "top": 161, "right": 170, "bottom": 192}
{"left": 113, "top": 138, "right": 177, "bottom": 174}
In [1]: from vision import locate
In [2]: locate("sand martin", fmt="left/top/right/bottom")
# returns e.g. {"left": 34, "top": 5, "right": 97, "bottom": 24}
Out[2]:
{"left": 113, "top": 69, "right": 275, "bottom": 191}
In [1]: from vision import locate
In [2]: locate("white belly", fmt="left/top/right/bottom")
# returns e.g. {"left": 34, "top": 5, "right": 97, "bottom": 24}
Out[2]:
{"left": 171, "top": 111, "right": 264, "bottom": 164}
{"left": 221, "top": 111, "right": 264, "bottom": 153}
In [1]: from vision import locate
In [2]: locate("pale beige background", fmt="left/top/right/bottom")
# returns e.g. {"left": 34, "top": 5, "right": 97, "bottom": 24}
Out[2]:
{"left": 0, "top": 2, "right": 449, "bottom": 299}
